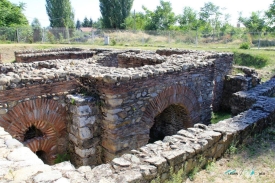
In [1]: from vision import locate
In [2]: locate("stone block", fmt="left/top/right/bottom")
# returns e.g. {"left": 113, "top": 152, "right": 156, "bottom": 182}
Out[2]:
{"left": 73, "top": 116, "right": 96, "bottom": 127}
{"left": 78, "top": 127, "right": 93, "bottom": 140}
{"left": 33, "top": 170, "right": 62, "bottom": 183}
{"left": 75, "top": 146, "right": 95, "bottom": 158}
{"left": 106, "top": 98, "right": 123, "bottom": 107}
{"left": 70, "top": 105, "right": 91, "bottom": 116}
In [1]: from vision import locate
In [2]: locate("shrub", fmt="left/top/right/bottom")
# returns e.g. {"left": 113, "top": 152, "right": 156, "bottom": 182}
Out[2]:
{"left": 239, "top": 42, "right": 250, "bottom": 49}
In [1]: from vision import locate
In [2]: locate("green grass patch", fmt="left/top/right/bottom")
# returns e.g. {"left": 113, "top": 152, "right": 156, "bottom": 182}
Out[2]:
{"left": 233, "top": 51, "right": 268, "bottom": 69}
{"left": 211, "top": 111, "right": 231, "bottom": 124}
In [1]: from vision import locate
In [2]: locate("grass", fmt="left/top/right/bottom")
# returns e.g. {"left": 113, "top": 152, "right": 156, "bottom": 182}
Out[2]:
{"left": 185, "top": 126, "right": 275, "bottom": 183}
{"left": 211, "top": 111, "right": 231, "bottom": 124}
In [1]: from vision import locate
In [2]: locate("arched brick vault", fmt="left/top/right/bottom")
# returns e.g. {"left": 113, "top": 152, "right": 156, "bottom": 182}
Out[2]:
{"left": 0, "top": 99, "right": 66, "bottom": 163}
{"left": 140, "top": 85, "right": 200, "bottom": 138}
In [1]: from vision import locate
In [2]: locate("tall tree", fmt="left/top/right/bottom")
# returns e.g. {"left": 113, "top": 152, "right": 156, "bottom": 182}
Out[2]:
{"left": 199, "top": 2, "right": 222, "bottom": 37}
{"left": 266, "top": 0, "right": 275, "bottom": 30}
{"left": 178, "top": 7, "right": 200, "bottom": 31}
{"left": 45, "top": 0, "right": 75, "bottom": 28}
{"left": 76, "top": 19, "right": 81, "bottom": 29}
{"left": 89, "top": 18, "right": 93, "bottom": 27}
{"left": 0, "top": 0, "right": 28, "bottom": 27}
{"left": 31, "top": 18, "right": 42, "bottom": 29}
{"left": 239, "top": 11, "right": 267, "bottom": 33}
{"left": 82, "top": 17, "right": 89, "bottom": 27}
{"left": 143, "top": 0, "right": 177, "bottom": 30}
{"left": 31, "top": 18, "right": 42, "bottom": 42}
{"left": 99, "top": 0, "right": 134, "bottom": 29}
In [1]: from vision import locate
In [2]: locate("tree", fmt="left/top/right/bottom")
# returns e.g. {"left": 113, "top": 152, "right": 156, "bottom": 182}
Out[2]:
{"left": 31, "top": 18, "right": 42, "bottom": 29}
{"left": 266, "top": 0, "right": 275, "bottom": 30}
{"left": 239, "top": 11, "right": 267, "bottom": 33}
{"left": 99, "top": 0, "right": 134, "bottom": 29}
{"left": 143, "top": 0, "right": 177, "bottom": 30}
{"left": 76, "top": 19, "right": 81, "bottom": 29}
{"left": 89, "top": 18, "right": 93, "bottom": 27}
{"left": 82, "top": 17, "right": 89, "bottom": 27}
{"left": 125, "top": 12, "right": 147, "bottom": 30}
{"left": 178, "top": 7, "right": 200, "bottom": 31}
{"left": 199, "top": 2, "right": 222, "bottom": 39}
{"left": 45, "top": 0, "right": 75, "bottom": 28}
{"left": 0, "top": 0, "right": 28, "bottom": 27}
{"left": 31, "top": 18, "right": 42, "bottom": 42}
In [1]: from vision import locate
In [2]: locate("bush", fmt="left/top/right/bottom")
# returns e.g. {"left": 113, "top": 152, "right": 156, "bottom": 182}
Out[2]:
{"left": 111, "top": 39, "right": 116, "bottom": 46}
{"left": 239, "top": 42, "right": 250, "bottom": 49}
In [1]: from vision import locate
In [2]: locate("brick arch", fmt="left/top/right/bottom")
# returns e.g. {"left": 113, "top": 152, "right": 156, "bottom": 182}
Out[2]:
{"left": 141, "top": 85, "right": 200, "bottom": 135}
{"left": 0, "top": 99, "right": 66, "bottom": 164}
{"left": 24, "top": 137, "right": 57, "bottom": 164}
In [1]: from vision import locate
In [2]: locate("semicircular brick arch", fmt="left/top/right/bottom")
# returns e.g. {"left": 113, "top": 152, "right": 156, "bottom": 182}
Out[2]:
{"left": 141, "top": 85, "right": 200, "bottom": 135}
{"left": 0, "top": 99, "right": 66, "bottom": 164}
{"left": 24, "top": 137, "right": 57, "bottom": 164}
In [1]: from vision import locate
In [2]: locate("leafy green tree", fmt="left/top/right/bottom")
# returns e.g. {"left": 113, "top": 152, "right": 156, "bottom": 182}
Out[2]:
{"left": 266, "top": 0, "right": 275, "bottom": 30}
{"left": 45, "top": 0, "right": 75, "bottom": 28}
{"left": 199, "top": 2, "right": 222, "bottom": 39}
{"left": 239, "top": 11, "right": 267, "bottom": 33}
{"left": 31, "top": 18, "right": 42, "bottom": 42}
{"left": 143, "top": 0, "right": 177, "bottom": 30}
{"left": 125, "top": 12, "right": 147, "bottom": 30}
{"left": 0, "top": 0, "right": 28, "bottom": 27}
{"left": 178, "top": 7, "right": 200, "bottom": 31}
{"left": 99, "top": 0, "right": 134, "bottom": 29}
{"left": 93, "top": 18, "right": 102, "bottom": 29}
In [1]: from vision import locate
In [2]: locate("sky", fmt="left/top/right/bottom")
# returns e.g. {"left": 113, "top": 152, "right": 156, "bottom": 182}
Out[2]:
{"left": 9, "top": 0, "right": 274, "bottom": 27}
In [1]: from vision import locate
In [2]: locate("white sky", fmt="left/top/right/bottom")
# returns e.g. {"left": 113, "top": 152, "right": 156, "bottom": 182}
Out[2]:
{"left": 9, "top": 0, "right": 274, "bottom": 27}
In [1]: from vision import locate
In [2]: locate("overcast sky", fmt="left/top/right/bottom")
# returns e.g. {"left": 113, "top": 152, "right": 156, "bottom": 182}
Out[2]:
{"left": 9, "top": 0, "right": 274, "bottom": 27}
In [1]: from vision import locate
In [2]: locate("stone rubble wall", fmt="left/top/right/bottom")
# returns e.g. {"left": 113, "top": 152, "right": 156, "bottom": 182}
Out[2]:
{"left": 1, "top": 95, "right": 275, "bottom": 182}
{"left": 117, "top": 52, "right": 166, "bottom": 68}
{"left": 15, "top": 50, "right": 96, "bottom": 63}
{"left": 66, "top": 94, "right": 102, "bottom": 167}
{"left": 231, "top": 78, "right": 275, "bottom": 115}
{"left": 0, "top": 49, "right": 233, "bottom": 166}
{"left": 212, "top": 55, "right": 233, "bottom": 111}
{"left": 221, "top": 74, "right": 260, "bottom": 111}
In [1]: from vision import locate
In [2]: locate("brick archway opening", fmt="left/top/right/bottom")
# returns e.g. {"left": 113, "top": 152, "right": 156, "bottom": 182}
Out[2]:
{"left": 24, "top": 125, "right": 44, "bottom": 141}
{"left": 36, "top": 150, "right": 48, "bottom": 164}
{"left": 149, "top": 104, "right": 192, "bottom": 143}
{"left": 0, "top": 99, "right": 67, "bottom": 165}
{"left": 140, "top": 85, "right": 201, "bottom": 147}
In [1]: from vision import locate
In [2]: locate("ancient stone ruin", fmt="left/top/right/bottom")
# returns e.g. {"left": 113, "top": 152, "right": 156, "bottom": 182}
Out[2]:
{"left": 0, "top": 47, "right": 273, "bottom": 182}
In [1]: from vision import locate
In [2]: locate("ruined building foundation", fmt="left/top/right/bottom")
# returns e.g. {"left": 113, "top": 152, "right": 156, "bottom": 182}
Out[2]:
{"left": 2, "top": 48, "right": 272, "bottom": 182}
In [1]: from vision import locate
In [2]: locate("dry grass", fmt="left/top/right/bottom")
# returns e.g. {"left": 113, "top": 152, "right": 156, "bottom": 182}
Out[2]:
{"left": 183, "top": 127, "right": 275, "bottom": 183}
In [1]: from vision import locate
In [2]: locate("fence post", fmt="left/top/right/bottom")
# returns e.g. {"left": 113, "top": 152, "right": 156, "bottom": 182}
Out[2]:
{"left": 16, "top": 28, "right": 19, "bottom": 43}
{"left": 195, "top": 28, "right": 198, "bottom": 47}
{"left": 258, "top": 32, "right": 261, "bottom": 49}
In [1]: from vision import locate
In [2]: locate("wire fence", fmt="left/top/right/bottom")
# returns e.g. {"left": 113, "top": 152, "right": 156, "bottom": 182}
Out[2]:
{"left": 1, "top": 27, "right": 275, "bottom": 48}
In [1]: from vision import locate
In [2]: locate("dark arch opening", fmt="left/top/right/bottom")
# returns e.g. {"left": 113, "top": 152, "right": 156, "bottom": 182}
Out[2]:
{"left": 149, "top": 104, "right": 192, "bottom": 143}
{"left": 36, "top": 150, "right": 48, "bottom": 164}
{"left": 24, "top": 125, "right": 44, "bottom": 141}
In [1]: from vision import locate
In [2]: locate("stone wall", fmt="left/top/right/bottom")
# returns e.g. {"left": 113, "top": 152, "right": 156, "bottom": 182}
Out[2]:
{"left": 15, "top": 48, "right": 96, "bottom": 63}
{"left": 1, "top": 94, "right": 275, "bottom": 182}
{"left": 66, "top": 94, "right": 102, "bottom": 167}
{"left": 117, "top": 52, "right": 166, "bottom": 68}
{"left": 231, "top": 78, "right": 275, "bottom": 115}
{"left": 0, "top": 48, "right": 233, "bottom": 168}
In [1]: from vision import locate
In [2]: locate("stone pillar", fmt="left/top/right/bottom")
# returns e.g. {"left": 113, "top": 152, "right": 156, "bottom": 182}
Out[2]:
{"left": 66, "top": 94, "right": 102, "bottom": 167}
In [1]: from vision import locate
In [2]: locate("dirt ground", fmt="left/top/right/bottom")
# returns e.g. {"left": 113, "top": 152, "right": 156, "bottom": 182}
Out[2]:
{"left": 0, "top": 44, "right": 66, "bottom": 63}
